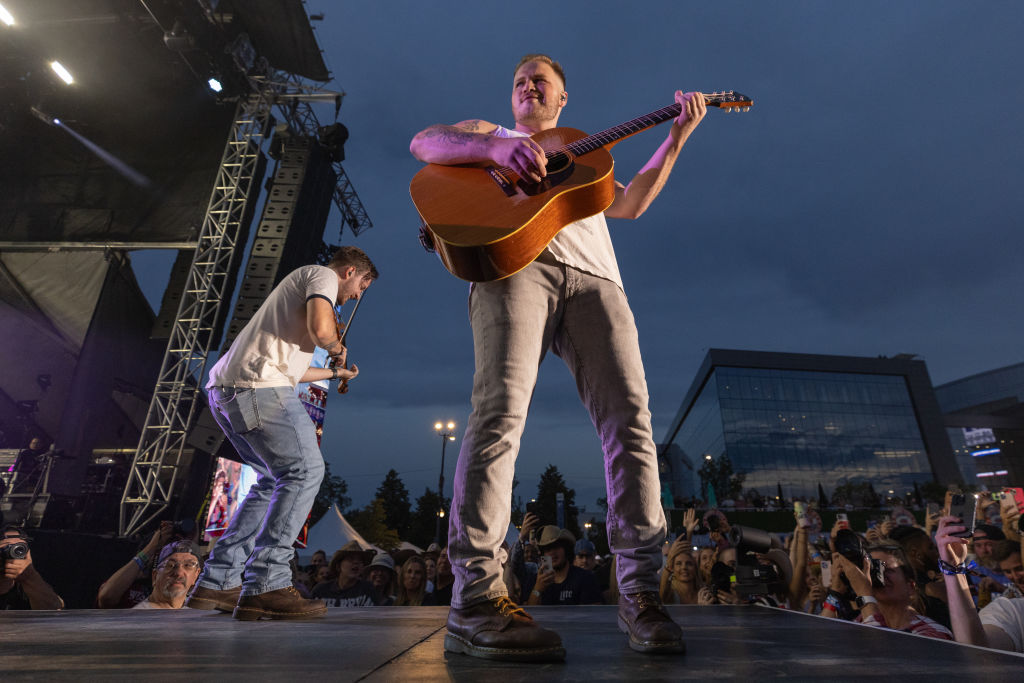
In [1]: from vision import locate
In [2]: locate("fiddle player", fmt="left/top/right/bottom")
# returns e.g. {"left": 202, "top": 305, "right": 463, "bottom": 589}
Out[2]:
{"left": 410, "top": 54, "right": 706, "bottom": 661}
{"left": 186, "top": 246, "right": 376, "bottom": 620}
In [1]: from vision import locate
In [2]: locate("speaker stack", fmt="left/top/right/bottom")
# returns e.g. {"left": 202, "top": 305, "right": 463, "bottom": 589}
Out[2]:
{"left": 224, "top": 137, "right": 337, "bottom": 347}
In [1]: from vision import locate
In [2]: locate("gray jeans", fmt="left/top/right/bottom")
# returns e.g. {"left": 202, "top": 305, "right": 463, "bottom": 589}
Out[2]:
{"left": 448, "top": 255, "right": 666, "bottom": 608}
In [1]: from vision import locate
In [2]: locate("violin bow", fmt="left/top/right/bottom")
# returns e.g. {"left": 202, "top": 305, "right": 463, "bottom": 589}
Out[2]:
{"left": 332, "top": 292, "right": 364, "bottom": 394}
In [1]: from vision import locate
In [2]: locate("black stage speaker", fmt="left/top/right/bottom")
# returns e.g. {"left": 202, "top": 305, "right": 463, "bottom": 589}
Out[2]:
{"left": 223, "top": 136, "right": 336, "bottom": 347}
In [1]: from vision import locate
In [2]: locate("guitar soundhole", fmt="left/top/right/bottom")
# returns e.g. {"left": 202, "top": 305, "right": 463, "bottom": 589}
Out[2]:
{"left": 516, "top": 152, "right": 575, "bottom": 196}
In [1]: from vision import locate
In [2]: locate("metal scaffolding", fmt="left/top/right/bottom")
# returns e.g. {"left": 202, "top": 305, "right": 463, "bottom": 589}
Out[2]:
{"left": 118, "top": 95, "right": 272, "bottom": 537}
{"left": 118, "top": 40, "right": 374, "bottom": 537}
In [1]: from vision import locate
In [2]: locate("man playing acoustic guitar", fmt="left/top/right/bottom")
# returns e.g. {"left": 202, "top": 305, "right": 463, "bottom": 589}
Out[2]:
{"left": 410, "top": 54, "right": 706, "bottom": 661}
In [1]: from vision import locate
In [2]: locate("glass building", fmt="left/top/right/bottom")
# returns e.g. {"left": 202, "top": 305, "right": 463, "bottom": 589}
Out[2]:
{"left": 659, "top": 349, "right": 959, "bottom": 502}
{"left": 934, "top": 362, "right": 1024, "bottom": 487}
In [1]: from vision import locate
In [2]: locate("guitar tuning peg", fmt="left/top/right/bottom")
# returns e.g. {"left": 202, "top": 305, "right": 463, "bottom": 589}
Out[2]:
{"left": 743, "top": 107, "right": 750, "bottom": 113}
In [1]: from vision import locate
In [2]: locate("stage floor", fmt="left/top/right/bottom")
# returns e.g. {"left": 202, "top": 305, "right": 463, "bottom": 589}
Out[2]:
{"left": 2, "top": 605, "right": 1021, "bottom": 681}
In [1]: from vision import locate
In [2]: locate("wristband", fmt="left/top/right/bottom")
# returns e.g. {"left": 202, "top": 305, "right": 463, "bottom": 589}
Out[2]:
{"left": 855, "top": 595, "right": 878, "bottom": 608}
{"left": 330, "top": 366, "right": 340, "bottom": 381}
{"left": 821, "top": 601, "right": 837, "bottom": 613}
{"left": 938, "top": 559, "right": 967, "bottom": 575}
{"left": 825, "top": 594, "right": 842, "bottom": 610}
{"left": 133, "top": 554, "right": 148, "bottom": 571}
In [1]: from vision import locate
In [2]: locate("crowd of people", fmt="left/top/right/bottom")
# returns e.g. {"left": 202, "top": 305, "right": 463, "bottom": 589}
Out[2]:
{"left": 3, "top": 491, "right": 1023, "bottom": 656}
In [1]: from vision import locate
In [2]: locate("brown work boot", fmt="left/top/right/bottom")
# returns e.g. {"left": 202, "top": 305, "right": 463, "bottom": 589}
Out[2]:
{"left": 232, "top": 586, "right": 327, "bottom": 621}
{"left": 444, "top": 596, "right": 565, "bottom": 662}
{"left": 617, "top": 591, "right": 685, "bottom": 654}
{"left": 185, "top": 584, "right": 242, "bottom": 613}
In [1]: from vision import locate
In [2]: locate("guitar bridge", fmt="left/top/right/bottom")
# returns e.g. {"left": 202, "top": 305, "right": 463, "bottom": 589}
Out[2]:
{"left": 486, "top": 166, "right": 517, "bottom": 197}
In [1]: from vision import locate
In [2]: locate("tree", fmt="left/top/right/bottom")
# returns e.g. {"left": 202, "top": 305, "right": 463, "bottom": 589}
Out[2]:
{"left": 308, "top": 461, "right": 351, "bottom": 528}
{"left": 698, "top": 455, "right": 745, "bottom": 503}
{"left": 347, "top": 498, "right": 400, "bottom": 550}
{"left": 832, "top": 482, "right": 882, "bottom": 508}
{"left": 817, "top": 483, "right": 830, "bottom": 509}
{"left": 535, "top": 464, "right": 580, "bottom": 538}
{"left": 408, "top": 487, "right": 449, "bottom": 549}
{"left": 375, "top": 469, "right": 411, "bottom": 538}
{"left": 510, "top": 476, "right": 524, "bottom": 527}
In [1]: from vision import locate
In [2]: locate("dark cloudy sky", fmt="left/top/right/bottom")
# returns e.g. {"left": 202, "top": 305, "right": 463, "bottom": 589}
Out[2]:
{"left": 132, "top": 1, "right": 1024, "bottom": 514}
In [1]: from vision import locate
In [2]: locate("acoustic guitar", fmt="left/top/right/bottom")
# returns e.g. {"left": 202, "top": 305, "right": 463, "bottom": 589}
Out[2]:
{"left": 410, "top": 91, "right": 752, "bottom": 282}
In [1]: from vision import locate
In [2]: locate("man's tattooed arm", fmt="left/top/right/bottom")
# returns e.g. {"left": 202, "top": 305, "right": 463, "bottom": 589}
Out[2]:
{"left": 410, "top": 119, "right": 497, "bottom": 164}
{"left": 419, "top": 125, "right": 478, "bottom": 146}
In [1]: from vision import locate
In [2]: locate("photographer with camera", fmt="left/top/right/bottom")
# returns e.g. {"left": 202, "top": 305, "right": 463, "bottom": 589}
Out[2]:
{"left": 0, "top": 526, "right": 63, "bottom": 610}
{"left": 826, "top": 543, "right": 951, "bottom": 640}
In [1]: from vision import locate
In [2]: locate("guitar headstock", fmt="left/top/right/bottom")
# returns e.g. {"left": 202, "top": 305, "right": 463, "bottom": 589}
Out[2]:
{"left": 705, "top": 91, "right": 753, "bottom": 113}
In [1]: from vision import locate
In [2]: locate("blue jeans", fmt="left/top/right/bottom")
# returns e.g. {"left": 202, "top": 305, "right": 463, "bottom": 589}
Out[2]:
{"left": 197, "top": 386, "right": 324, "bottom": 596}
{"left": 448, "top": 255, "right": 666, "bottom": 609}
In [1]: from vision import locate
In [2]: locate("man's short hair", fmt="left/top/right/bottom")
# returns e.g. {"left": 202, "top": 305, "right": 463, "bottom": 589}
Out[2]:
{"left": 328, "top": 245, "right": 378, "bottom": 280}
{"left": 513, "top": 54, "right": 566, "bottom": 88}
{"left": 993, "top": 540, "right": 1022, "bottom": 564}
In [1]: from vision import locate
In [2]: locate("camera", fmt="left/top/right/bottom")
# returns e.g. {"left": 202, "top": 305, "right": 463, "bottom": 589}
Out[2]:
{"left": 1, "top": 540, "right": 29, "bottom": 562}
{"left": 726, "top": 525, "right": 791, "bottom": 598}
{"left": 709, "top": 561, "right": 734, "bottom": 595}
{"left": 834, "top": 528, "right": 885, "bottom": 589}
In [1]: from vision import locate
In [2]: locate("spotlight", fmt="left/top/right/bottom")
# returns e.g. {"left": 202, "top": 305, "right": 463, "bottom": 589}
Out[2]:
{"left": 268, "top": 122, "right": 293, "bottom": 161}
{"left": 207, "top": 78, "right": 223, "bottom": 92}
{"left": 30, "top": 106, "right": 58, "bottom": 126}
{"left": 0, "top": 3, "right": 15, "bottom": 26}
{"left": 50, "top": 61, "right": 74, "bottom": 85}
{"left": 318, "top": 122, "right": 349, "bottom": 162}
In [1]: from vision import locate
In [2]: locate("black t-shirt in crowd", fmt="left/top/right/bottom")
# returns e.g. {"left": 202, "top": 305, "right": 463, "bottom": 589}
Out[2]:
{"left": 311, "top": 579, "right": 382, "bottom": 607}
{"left": 0, "top": 583, "right": 32, "bottom": 610}
{"left": 539, "top": 565, "right": 603, "bottom": 605}
{"left": 433, "top": 581, "right": 453, "bottom": 606}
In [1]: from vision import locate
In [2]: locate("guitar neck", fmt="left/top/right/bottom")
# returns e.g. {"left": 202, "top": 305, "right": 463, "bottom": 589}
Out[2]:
{"left": 565, "top": 91, "right": 752, "bottom": 155}
{"left": 567, "top": 103, "right": 683, "bottom": 155}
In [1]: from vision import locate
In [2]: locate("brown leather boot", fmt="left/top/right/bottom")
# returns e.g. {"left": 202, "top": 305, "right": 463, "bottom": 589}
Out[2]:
{"left": 232, "top": 586, "right": 327, "bottom": 621}
{"left": 185, "top": 584, "right": 242, "bottom": 613}
{"left": 617, "top": 591, "right": 685, "bottom": 654}
{"left": 444, "top": 596, "right": 565, "bottom": 662}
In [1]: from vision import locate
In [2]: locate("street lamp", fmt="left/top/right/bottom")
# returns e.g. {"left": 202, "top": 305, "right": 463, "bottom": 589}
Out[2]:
{"left": 434, "top": 420, "right": 457, "bottom": 544}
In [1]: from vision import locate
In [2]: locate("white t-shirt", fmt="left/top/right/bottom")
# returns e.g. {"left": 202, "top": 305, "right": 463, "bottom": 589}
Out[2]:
{"left": 131, "top": 598, "right": 161, "bottom": 609}
{"left": 492, "top": 125, "right": 623, "bottom": 290}
{"left": 979, "top": 596, "right": 1024, "bottom": 653}
{"left": 207, "top": 265, "right": 338, "bottom": 389}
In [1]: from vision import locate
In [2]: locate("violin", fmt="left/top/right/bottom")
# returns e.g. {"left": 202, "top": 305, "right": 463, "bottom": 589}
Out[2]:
{"left": 331, "top": 293, "right": 363, "bottom": 394}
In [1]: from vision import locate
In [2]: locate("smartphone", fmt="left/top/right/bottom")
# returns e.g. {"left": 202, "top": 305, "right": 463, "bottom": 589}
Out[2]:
{"left": 539, "top": 555, "right": 553, "bottom": 573}
{"left": 794, "top": 501, "right": 809, "bottom": 528}
{"left": 1008, "top": 488, "right": 1024, "bottom": 513}
{"left": 948, "top": 493, "right": 978, "bottom": 538}
{"left": 820, "top": 559, "right": 832, "bottom": 588}
{"left": 866, "top": 519, "right": 877, "bottom": 530}
{"left": 836, "top": 512, "right": 849, "bottom": 531}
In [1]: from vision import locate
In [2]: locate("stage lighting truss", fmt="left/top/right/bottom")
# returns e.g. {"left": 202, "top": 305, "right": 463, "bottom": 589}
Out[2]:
{"left": 120, "top": 35, "right": 371, "bottom": 538}
{"left": 119, "top": 94, "right": 273, "bottom": 538}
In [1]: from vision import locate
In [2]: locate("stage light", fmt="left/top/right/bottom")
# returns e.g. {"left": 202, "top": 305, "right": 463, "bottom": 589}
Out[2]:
{"left": 208, "top": 78, "right": 223, "bottom": 92}
{"left": 318, "top": 122, "right": 349, "bottom": 162}
{"left": 50, "top": 61, "right": 74, "bottom": 84}
{"left": 30, "top": 106, "right": 58, "bottom": 126}
{"left": 0, "top": 3, "right": 15, "bottom": 26}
